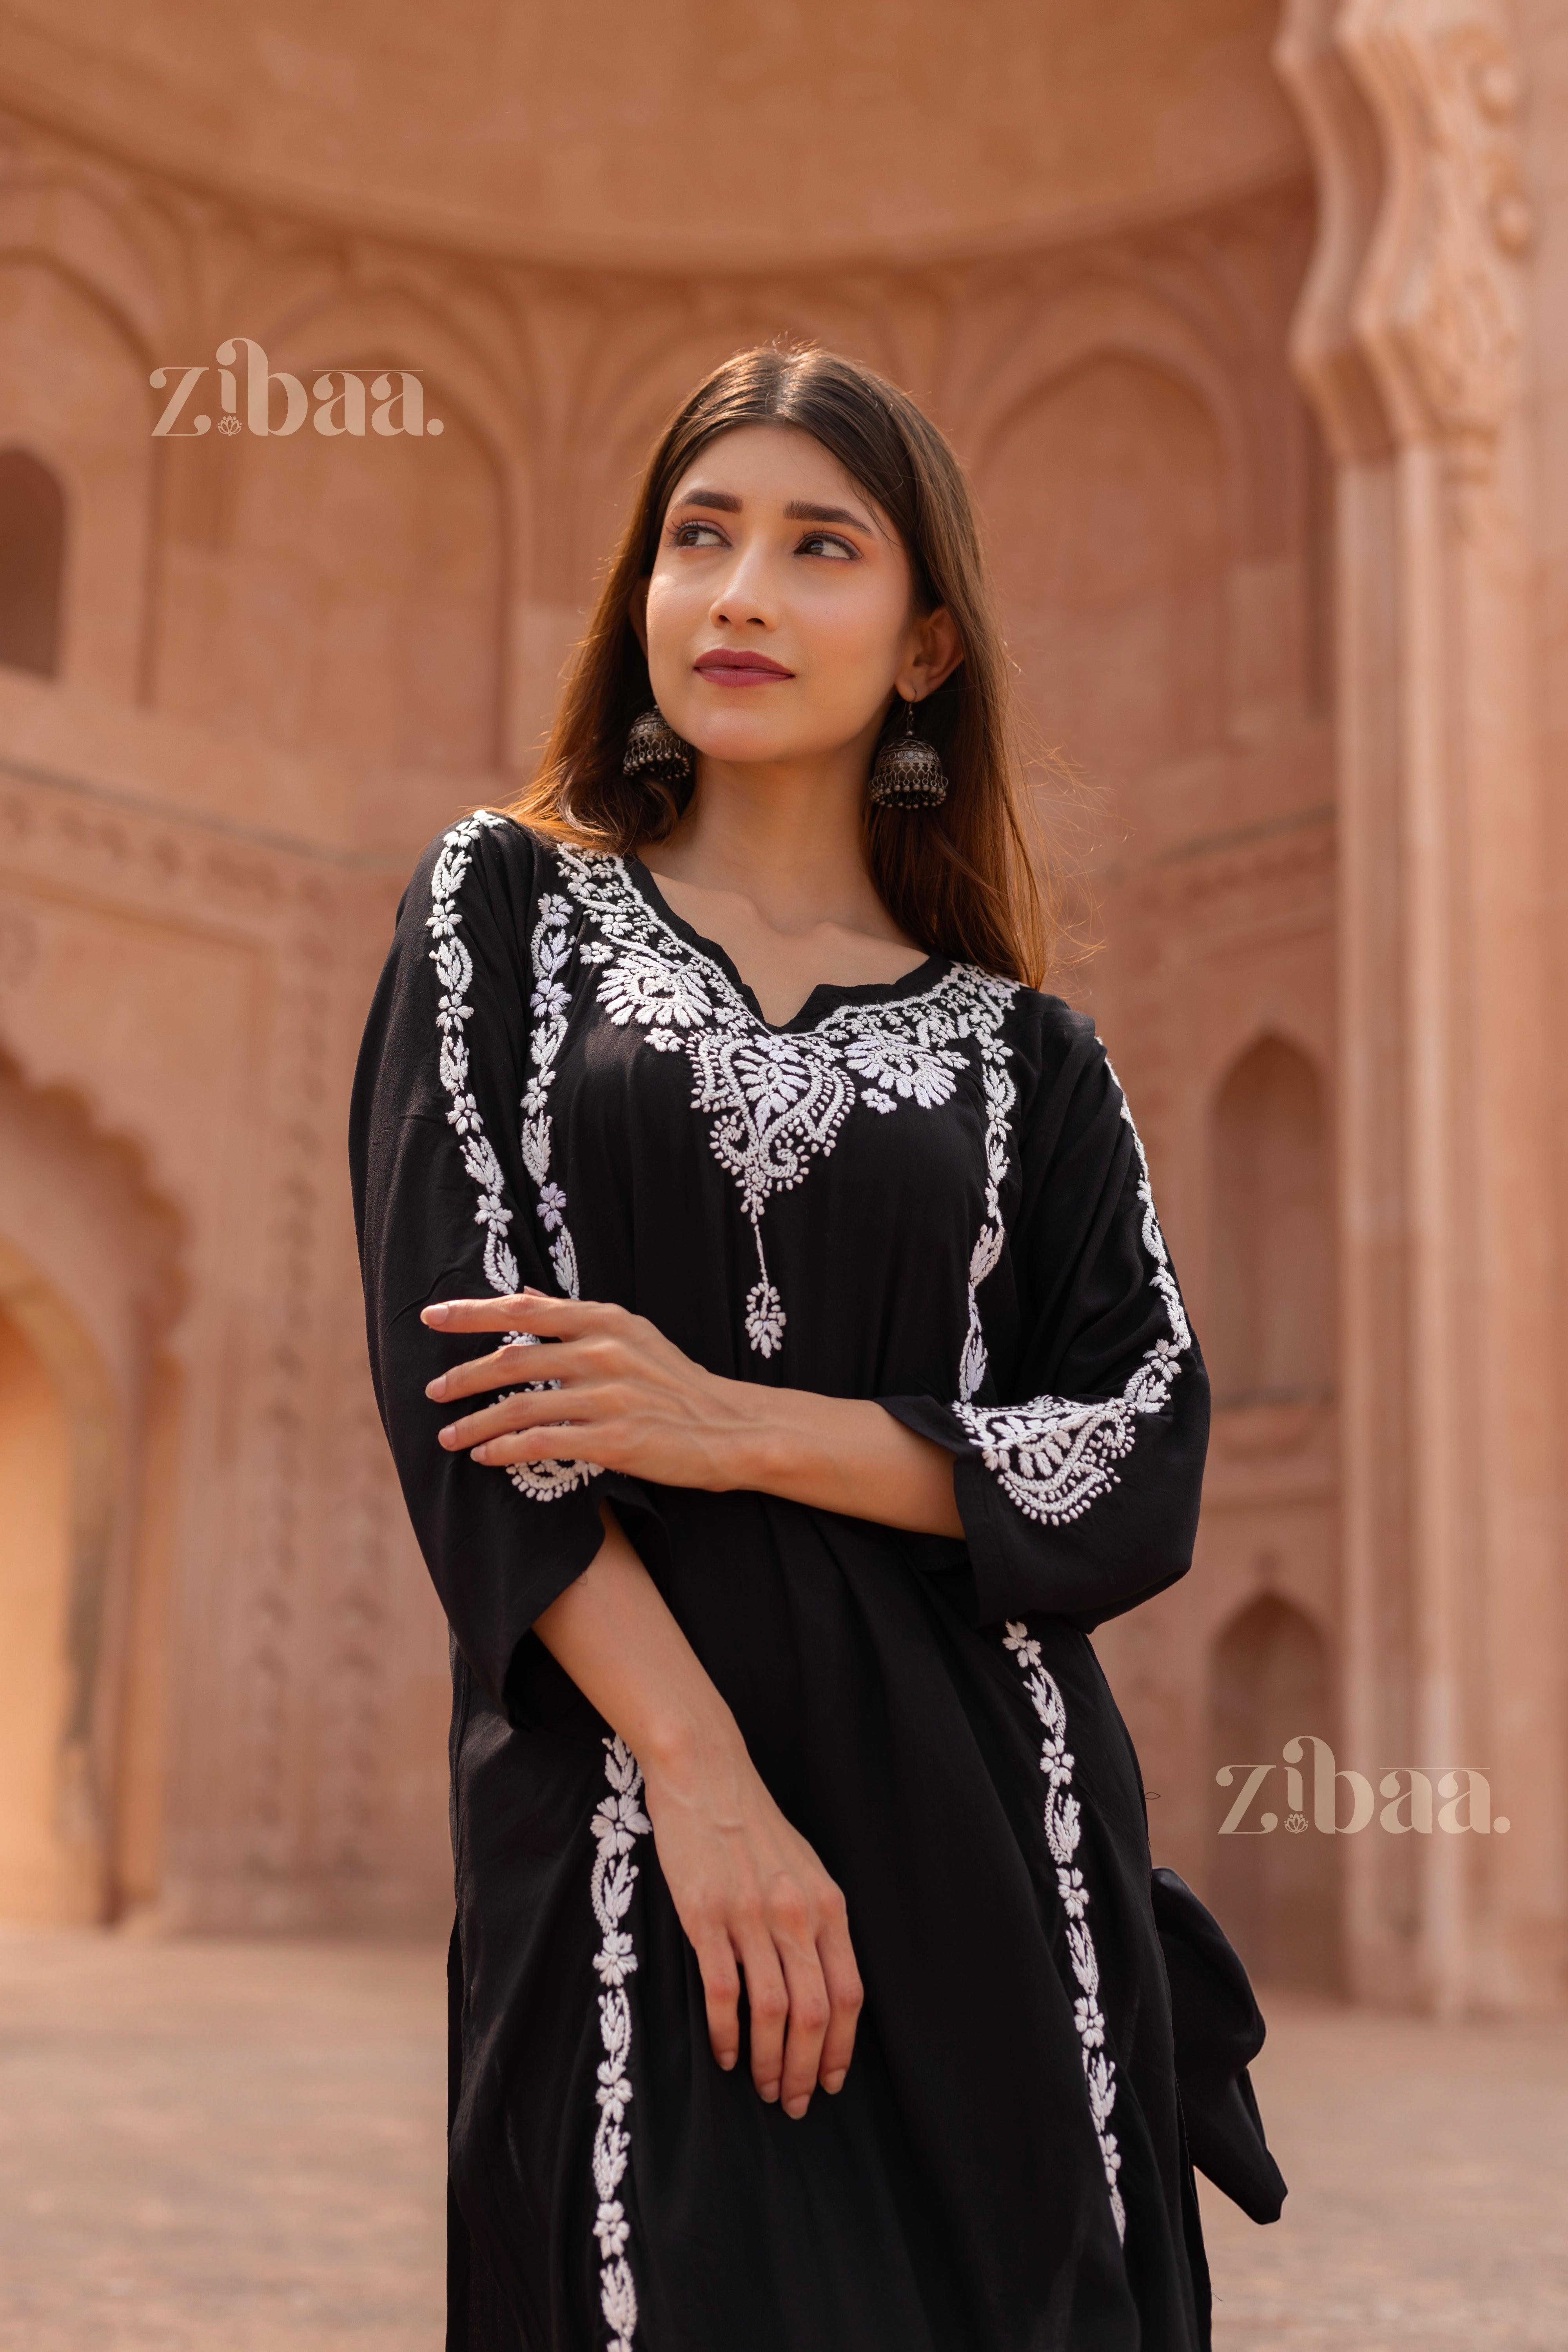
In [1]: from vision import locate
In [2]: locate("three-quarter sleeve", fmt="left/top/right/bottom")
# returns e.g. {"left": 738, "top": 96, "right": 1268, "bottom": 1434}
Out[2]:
{"left": 349, "top": 812, "right": 607, "bottom": 1719}
{"left": 881, "top": 1007, "right": 1209, "bottom": 1632}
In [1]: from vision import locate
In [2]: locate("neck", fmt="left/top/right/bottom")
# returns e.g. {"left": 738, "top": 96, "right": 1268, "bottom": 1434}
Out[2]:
{"left": 648, "top": 742, "right": 896, "bottom": 936}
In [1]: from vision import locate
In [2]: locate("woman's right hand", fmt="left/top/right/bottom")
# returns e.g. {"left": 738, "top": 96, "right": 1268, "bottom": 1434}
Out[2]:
{"left": 532, "top": 1502, "right": 862, "bottom": 2119}
{"left": 639, "top": 1719, "right": 863, "bottom": 2120}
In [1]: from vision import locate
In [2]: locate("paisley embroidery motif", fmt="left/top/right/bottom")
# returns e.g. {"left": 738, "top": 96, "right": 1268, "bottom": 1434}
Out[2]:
{"left": 550, "top": 846, "right": 1016, "bottom": 1359}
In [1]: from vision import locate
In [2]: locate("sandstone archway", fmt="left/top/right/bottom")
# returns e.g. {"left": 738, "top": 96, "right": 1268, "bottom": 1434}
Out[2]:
{"left": 0, "top": 446, "right": 66, "bottom": 676}
{"left": 1209, "top": 1033, "right": 1334, "bottom": 1408}
{"left": 976, "top": 354, "right": 1231, "bottom": 797}
{"left": 1209, "top": 1590, "right": 1341, "bottom": 1994}
{"left": 0, "top": 1055, "right": 182, "bottom": 1924}
{"left": 153, "top": 348, "right": 507, "bottom": 775}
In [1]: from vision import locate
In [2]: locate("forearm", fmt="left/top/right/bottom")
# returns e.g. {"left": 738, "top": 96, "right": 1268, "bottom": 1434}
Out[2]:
{"left": 424, "top": 1290, "right": 962, "bottom": 1537}
{"left": 534, "top": 1500, "right": 864, "bottom": 2116}
{"left": 722, "top": 1387, "right": 962, "bottom": 1537}
{"left": 534, "top": 1502, "right": 742, "bottom": 1772}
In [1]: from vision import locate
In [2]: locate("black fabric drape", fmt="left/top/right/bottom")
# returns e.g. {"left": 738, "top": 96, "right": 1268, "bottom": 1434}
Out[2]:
{"left": 350, "top": 812, "right": 1240, "bottom": 2352}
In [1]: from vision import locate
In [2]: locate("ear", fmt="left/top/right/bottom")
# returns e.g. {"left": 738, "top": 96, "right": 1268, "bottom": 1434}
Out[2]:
{"left": 629, "top": 577, "right": 651, "bottom": 656}
{"left": 894, "top": 604, "right": 964, "bottom": 704}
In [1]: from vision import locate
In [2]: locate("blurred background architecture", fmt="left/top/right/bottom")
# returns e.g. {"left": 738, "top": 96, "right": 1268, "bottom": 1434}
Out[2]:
{"left": 0, "top": 0, "right": 1563, "bottom": 2031}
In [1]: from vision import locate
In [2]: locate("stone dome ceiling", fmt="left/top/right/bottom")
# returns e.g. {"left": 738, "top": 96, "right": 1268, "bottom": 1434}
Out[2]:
{"left": 0, "top": 0, "right": 1306, "bottom": 265}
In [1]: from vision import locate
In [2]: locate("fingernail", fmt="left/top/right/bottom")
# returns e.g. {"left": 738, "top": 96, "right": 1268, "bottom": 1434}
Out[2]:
{"left": 759, "top": 2082, "right": 780, "bottom": 2104}
{"left": 821, "top": 2071, "right": 846, "bottom": 2095}
{"left": 425, "top": 1376, "right": 446, "bottom": 1399}
{"left": 423, "top": 1302, "right": 449, "bottom": 1325}
{"left": 471, "top": 1445, "right": 491, "bottom": 1464}
{"left": 784, "top": 2096, "right": 809, "bottom": 2120}
{"left": 437, "top": 1427, "right": 457, "bottom": 1448}
{"left": 718, "top": 2053, "right": 737, "bottom": 2072}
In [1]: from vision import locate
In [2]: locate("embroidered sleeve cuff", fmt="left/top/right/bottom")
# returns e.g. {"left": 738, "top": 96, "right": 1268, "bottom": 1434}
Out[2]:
{"left": 877, "top": 1390, "right": 1200, "bottom": 1629}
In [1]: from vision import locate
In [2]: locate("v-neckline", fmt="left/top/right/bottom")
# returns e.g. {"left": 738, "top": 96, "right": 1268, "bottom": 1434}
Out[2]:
{"left": 625, "top": 855, "right": 949, "bottom": 1036}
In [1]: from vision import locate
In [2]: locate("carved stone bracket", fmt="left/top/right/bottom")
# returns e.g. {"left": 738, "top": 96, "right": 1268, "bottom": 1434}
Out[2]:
{"left": 1340, "top": 0, "right": 1531, "bottom": 453}
{"left": 1278, "top": 0, "right": 1532, "bottom": 462}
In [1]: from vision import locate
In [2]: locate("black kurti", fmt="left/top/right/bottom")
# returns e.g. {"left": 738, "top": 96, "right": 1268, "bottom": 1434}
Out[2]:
{"left": 350, "top": 811, "right": 1213, "bottom": 2352}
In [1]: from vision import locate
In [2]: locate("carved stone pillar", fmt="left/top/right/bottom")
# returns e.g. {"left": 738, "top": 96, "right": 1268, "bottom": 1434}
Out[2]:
{"left": 1277, "top": 0, "right": 1561, "bottom": 2012}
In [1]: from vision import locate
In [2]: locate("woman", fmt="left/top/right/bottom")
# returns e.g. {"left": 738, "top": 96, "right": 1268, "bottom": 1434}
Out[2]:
{"left": 351, "top": 345, "right": 1212, "bottom": 2351}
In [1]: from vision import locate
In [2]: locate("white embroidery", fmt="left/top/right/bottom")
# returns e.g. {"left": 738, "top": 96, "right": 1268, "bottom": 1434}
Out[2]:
{"left": 550, "top": 847, "right": 1015, "bottom": 1358}
{"left": 956, "top": 1010, "right": 1016, "bottom": 1403}
{"left": 426, "top": 814, "right": 593, "bottom": 1504}
{"left": 957, "top": 1064, "right": 1189, "bottom": 1524}
{"left": 521, "top": 890, "right": 588, "bottom": 1300}
{"left": 590, "top": 1735, "right": 652, "bottom": 2352}
{"left": 1003, "top": 1623, "right": 1126, "bottom": 2242}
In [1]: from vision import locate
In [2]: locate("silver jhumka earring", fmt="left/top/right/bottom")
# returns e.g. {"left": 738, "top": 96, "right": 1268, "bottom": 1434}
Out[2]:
{"left": 622, "top": 706, "right": 693, "bottom": 784}
{"left": 867, "top": 698, "right": 947, "bottom": 809}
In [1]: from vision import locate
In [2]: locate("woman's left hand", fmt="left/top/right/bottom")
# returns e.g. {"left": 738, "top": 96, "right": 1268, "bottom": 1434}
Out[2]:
{"left": 422, "top": 1289, "right": 755, "bottom": 1489}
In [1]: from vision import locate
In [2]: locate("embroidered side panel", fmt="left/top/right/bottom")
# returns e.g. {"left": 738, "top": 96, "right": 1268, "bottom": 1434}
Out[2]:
{"left": 552, "top": 847, "right": 1016, "bottom": 1359}
{"left": 426, "top": 815, "right": 593, "bottom": 1503}
{"left": 590, "top": 1734, "right": 652, "bottom": 2352}
{"left": 956, "top": 1009, "right": 1017, "bottom": 1403}
{"left": 956, "top": 1062, "right": 1189, "bottom": 1524}
{"left": 521, "top": 889, "right": 586, "bottom": 1299}
{"left": 1002, "top": 1623, "right": 1126, "bottom": 2243}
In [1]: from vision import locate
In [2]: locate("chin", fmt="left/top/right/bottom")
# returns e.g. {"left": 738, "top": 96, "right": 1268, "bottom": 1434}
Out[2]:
{"left": 684, "top": 718, "right": 812, "bottom": 766}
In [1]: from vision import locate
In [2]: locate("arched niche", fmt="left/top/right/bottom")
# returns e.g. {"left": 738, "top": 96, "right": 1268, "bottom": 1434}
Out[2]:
{"left": 1208, "top": 1033, "right": 1334, "bottom": 1407}
{"left": 0, "top": 1259, "right": 113, "bottom": 1922}
{"left": 1209, "top": 1589, "right": 1341, "bottom": 1994}
{"left": 0, "top": 1053, "right": 183, "bottom": 1924}
{"left": 0, "top": 448, "right": 66, "bottom": 675}
{"left": 974, "top": 354, "right": 1229, "bottom": 797}
{"left": 0, "top": 258, "right": 153, "bottom": 698}
{"left": 155, "top": 348, "right": 506, "bottom": 772}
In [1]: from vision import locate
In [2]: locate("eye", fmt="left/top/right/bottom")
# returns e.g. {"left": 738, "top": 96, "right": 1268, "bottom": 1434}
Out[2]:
{"left": 669, "top": 519, "right": 728, "bottom": 548}
{"left": 797, "top": 532, "right": 858, "bottom": 561}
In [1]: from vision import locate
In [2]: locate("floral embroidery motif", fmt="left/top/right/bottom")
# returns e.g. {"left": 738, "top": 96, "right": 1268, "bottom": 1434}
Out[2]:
{"left": 956, "top": 1013, "right": 1017, "bottom": 1404}
{"left": 550, "top": 847, "right": 1015, "bottom": 1358}
{"left": 426, "top": 815, "right": 593, "bottom": 1504}
{"left": 521, "top": 890, "right": 587, "bottom": 1300}
{"left": 430, "top": 814, "right": 518, "bottom": 1294}
{"left": 590, "top": 1735, "right": 652, "bottom": 2352}
{"left": 1003, "top": 1624, "right": 1126, "bottom": 2243}
{"left": 958, "top": 1065, "right": 1189, "bottom": 1523}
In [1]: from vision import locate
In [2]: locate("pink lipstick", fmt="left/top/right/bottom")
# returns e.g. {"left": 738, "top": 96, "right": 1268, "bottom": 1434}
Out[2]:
{"left": 693, "top": 649, "right": 795, "bottom": 685}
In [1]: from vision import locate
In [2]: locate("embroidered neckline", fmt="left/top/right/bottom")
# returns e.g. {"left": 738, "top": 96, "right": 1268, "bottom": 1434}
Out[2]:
{"left": 626, "top": 854, "right": 949, "bottom": 1037}
{"left": 549, "top": 842, "right": 1018, "bottom": 1361}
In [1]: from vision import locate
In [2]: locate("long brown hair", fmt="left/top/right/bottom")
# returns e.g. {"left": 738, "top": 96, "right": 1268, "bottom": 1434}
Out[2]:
{"left": 505, "top": 344, "right": 1052, "bottom": 987}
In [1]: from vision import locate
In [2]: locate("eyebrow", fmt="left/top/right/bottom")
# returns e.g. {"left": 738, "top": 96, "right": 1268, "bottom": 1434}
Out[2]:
{"left": 670, "top": 488, "right": 877, "bottom": 533}
{"left": 783, "top": 498, "right": 876, "bottom": 531}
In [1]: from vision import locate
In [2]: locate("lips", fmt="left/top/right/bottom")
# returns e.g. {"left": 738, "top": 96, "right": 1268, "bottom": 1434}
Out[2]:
{"left": 692, "top": 650, "right": 795, "bottom": 683}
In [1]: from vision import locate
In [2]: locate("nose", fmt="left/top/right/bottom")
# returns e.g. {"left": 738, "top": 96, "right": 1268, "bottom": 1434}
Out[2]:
{"left": 709, "top": 536, "right": 779, "bottom": 632}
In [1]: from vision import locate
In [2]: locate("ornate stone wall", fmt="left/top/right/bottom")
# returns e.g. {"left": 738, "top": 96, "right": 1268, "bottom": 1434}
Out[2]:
{"left": 0, "top": 3, "right": 1560, "bottom": 2009}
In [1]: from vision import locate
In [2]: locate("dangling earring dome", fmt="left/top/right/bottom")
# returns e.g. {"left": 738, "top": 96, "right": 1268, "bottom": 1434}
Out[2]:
{"left": 622, "top": 706, "right": 693, "bottom": 784}
{"left": 868, "top": 697, "right": 947, "bottom": 809}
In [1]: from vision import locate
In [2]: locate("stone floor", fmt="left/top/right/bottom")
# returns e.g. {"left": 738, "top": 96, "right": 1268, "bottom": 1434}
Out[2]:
{"left": 0, "top": 1929, "right": 1563, "bottom": 2350}
{"left": 1199, "top": 1995, "right": 1568, "bottom": 2351}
